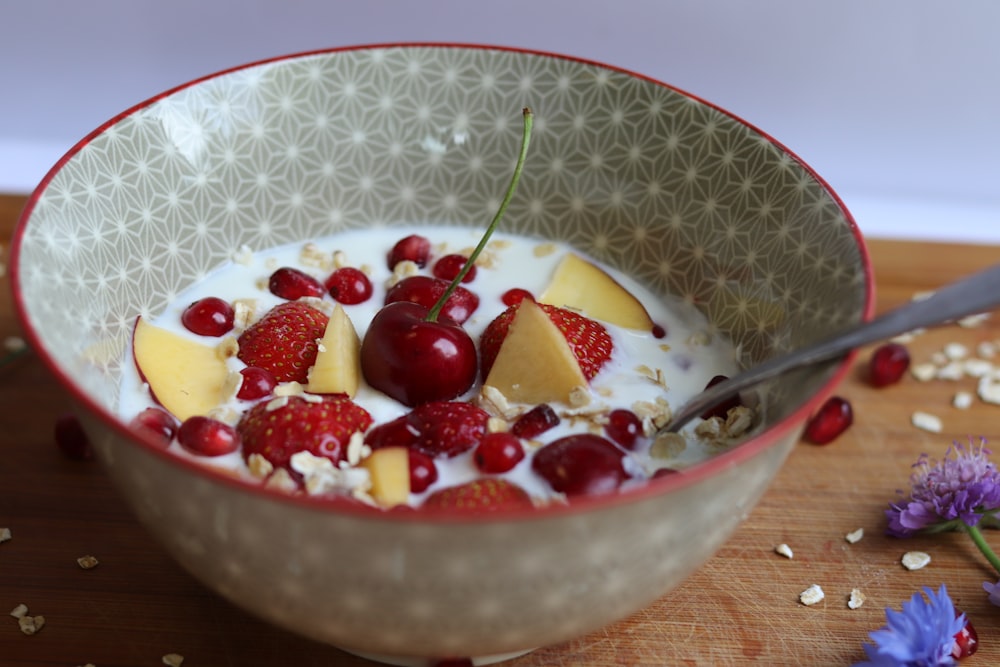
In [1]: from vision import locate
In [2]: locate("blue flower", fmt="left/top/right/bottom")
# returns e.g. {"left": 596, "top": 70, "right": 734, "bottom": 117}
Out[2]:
{"left": 854, "top": 585, "right": 964, "bottom": 667}
{"left": 983, "top": 579, "right": 1000, "bottom": 608}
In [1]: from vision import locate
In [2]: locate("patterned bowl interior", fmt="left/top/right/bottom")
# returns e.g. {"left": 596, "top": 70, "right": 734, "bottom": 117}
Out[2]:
{"left": 15, "top": 45, "right": 868, "bottom": 434}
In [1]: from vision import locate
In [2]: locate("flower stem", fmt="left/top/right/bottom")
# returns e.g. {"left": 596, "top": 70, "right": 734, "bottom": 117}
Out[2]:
{"left": 964, "top": 522, "right": 1000, "bottom": 575}
{"left": 425, "top": 107, "right": 533, "bottom": 322}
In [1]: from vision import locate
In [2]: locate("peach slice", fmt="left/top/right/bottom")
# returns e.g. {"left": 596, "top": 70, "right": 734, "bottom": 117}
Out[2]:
{"left": 483, "top": 299, "right": 587, "bottom": 405}
{"left": 539, "top": 253, "right": 654, "bottom": 330}
{"left": 360, "top": 446, "right": 410, "bottom": 507}
{"left": 307, "top": 304, "right": 361, "bottom": 397}
{"left": 132, "top": 317, "right": 230, "bottom": 422}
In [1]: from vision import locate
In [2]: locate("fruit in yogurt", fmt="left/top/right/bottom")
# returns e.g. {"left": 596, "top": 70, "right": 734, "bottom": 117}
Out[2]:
{"left": 366, "top": 401, "right": 490, "bottom": 458}
{"left": 132, "top": 317, "right": 231, "bottom": 421}
{"left": 539, "top": 253, "right": 655, "bottom": 331}
{"left": 422, "top": 478, "right": 533, "bottom": 511}
{"left": 237, "top": 301, "right": 329, "bottom": 384}
{"left": 306, "top": 304, "right": 362, "bottom": 397}
{"left": 360, "top": 446, "right": 411, "bottom": 507}
{"left": 532, "top": 434, "right": 629, "bottom": 497}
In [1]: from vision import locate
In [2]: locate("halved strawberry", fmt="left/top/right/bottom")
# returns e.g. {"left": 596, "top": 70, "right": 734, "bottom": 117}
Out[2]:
{"left": 237, "top": 395, "right": 373, "bottom": 470}
{"left": 479, "top": 302, "right": 613, "bottom": 381}
{"left": 237, "top": 301, "right": 329, "bottom": 383}
{"left": 365, "top": 400, "right": 490, "bottom": 458}
{"left": 422, "top": 478, "right": 533, "bottom": 512}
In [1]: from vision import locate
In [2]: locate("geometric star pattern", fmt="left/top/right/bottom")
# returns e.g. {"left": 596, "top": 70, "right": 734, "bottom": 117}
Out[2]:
{"left": 16, "top": 43, "right": 869, "bottom": 421}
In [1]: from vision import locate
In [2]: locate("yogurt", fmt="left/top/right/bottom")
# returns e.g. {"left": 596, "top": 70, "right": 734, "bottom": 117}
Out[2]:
{"left": 118, "top": 226, "right": 747, "bottom": 506}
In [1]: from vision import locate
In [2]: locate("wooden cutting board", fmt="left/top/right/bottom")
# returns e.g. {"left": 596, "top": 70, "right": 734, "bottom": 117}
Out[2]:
{"left": 2, "top": 192, "right": 1000, "bottom": 666}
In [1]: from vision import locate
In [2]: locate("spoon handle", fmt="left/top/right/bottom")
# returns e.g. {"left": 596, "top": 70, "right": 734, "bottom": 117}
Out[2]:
{"left": 664, "top": 262, "right": 1000, "bottom": 433}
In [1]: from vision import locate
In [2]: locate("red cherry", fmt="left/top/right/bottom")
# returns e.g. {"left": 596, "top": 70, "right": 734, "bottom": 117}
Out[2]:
{"left": 129, "top": 407, "right": 178, "bottom": 446}
{"left": 360, "top": 301, "right": 478, "bottom": 406}
{"left": 510, "top": 403, "right": 560, "bottom": 439}
{"left": 384, "top": 275, "right": 479, "bottom": 324}
{"left": 181, "top": 297, "right": 235, "bottom": 337}
{"left": 268, "top": 267, "right": 325, "bottom": 300}
{"left": 501, "top": 288, "right": 533, "bottom": 307}
{"left": 804, "top": 396, "right": 853, "bottom": 444}
{"left": 952, "top": 613, "right": 978, "bottom": 659}
{"left": 868, "top": 342, "right": 910, "bottom": 387}
{"left": 532, "top": 434, "right": 628, "bottom": 497}
{"left": 177, "top": 416, "right": 240, "bottom": 456}
{"left": 604, "top": 408, "right": 643, "bottom": 449}
{"left": 325, "top": 267, "right": 373, "bottom": 305}
{"left": 432, "top": 254, "right": 477, "bottom": 283}
{"left": 54, "top": 413, "right": 94, "bottom": 460}
{"left": 474, "top": 432, "right": 525, "bottom": 473}
{"left": 700, "top": 374, "right": 742, "bottom": 420}
{"left": 387, "top": 234, "right": 431, "bottom": 269}
{"left": 409, "top": 450, "right": 438, "bottom": 494}
{"left": 236, "top": 366, "right": 277, "bottom": 400}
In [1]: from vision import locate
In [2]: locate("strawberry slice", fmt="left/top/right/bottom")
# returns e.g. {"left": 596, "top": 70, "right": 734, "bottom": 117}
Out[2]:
{"left": 237, "top": 395, "right": 373, "bottom": 470}
{"left": 237, "top": 301, "right": 329, "bottom": 383}
{"left": 365, "top": 400, "right": 490, "bottom": 458}
{"left": 422, "top": 478, "right": 533, "bottom": 512}
{"left": 479, "top": 302, "right": 613, "bottom": 381}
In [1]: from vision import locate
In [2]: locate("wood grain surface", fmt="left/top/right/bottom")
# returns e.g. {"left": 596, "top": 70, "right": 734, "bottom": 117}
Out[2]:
{"left": 3, "top": 192, "right": 1000, "bottom": 666}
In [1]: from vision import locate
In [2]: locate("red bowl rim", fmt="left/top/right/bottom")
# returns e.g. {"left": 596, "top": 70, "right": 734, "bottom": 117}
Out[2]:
{"left": 9, "top": 42, "right": 875, "bottom": 525}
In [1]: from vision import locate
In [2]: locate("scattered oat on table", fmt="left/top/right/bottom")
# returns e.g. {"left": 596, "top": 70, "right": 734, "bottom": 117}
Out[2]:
{"left": 911, "top": 411, "right": 943, "bottom": 433}
{"left": 0, "top": 527, "right": 10, "bottom": 544}
{"left": 848, "top": 588, "right": 866, "bottom": 610}
{"left": 953, "top": 391, "right": 974, "bottom": 410}
{"left": 162, "top": 654, "right": 185, "bottom": 667}
{"left": 10, "top": 603, "right": 27, "bottom": 619}
{"left": 799, "top": 584, "right": 825, "bottom": 606}
{"left": 845, "top": 528, "right": 864, "bottom": 544}
{"left": 18, "top": 614, "right": 44, "bottom": 635}
{"left": 902, "top": 551, "right": 931, "bottom": 571}
{"left": 774, "top": 543, "right": 793, "bottom": 559}
{"left": 76, "top": 555, "right": 99, "bottom": 570}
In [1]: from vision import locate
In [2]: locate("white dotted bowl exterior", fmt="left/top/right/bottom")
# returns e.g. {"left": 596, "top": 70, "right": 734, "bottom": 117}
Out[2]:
{"left": 13, "top": 45, "right": 870, "bottom": 662}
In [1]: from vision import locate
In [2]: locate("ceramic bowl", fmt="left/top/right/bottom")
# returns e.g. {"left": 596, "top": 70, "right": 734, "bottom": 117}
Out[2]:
{"left": 11, "top": 44, "right": 872, "bottom": 665}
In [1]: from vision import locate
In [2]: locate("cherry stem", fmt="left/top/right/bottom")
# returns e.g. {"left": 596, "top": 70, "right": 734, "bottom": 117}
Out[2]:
{"left": 425, "top": 107, "right": 534, "bottom": 322}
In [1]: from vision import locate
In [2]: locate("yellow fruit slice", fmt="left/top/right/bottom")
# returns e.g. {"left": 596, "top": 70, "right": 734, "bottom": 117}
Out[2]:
{"left": 539, "top": 253, "right": 654, "bottom": 330}
{"left": 360, "top": 446, "right": 411, "bottom": 507}
{"left": 307, "top": 304, "right": 361, "bottom": 397}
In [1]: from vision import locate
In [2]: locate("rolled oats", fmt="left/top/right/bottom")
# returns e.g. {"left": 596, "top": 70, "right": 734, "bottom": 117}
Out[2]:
{"left": 848, "top": 588, "right": 866, "bottom": 610}
{"left": 844, "top": 528, "right": 864, "bottom": 544}
{"left": 0, "top": 527, "right": 10, "bottom": 544}
{"left": 76, "top": 555, "right": 99, "bottom": 570}
{"left": 901, "top": 551, "right": 931, "bottom": 571}
{"left": 162, "top": 654, "right": 185, "bottom": 667}
{"left": 799, "top": 584, "right": 825, "bottom": 606}
{"left": 911, "top": 411, "right": 943, "bottom": 433}
{"left": 774, "top": 543, "right": 793, "bottom": 559}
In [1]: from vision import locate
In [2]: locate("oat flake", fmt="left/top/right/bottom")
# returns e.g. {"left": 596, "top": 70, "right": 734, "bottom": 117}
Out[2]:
{"left": 848, "top": 588, "right": 866, "bottom": 610}
{"left": 162, "top": 654, "right": 185, "bottom": 667}
{"left": 953, "top": 391, "right": 974, "bottom": 410}
{"left": 902, "top": 551, "right": 931, "bottom": 571}
{"left": 911, "top": 411, "right": 943, "bottom": 433}
{"left": 845, "top": 528, "right": 864, "bottom": 544}
{"left": 799, "top": 584, "right": 825, "bottom": 606}
{"left": 0, "top": 527, "right": 11, "bottom": 543}
{"left": 18, "top": 614, "right": 44, "bottom": 635}
{"left": 774, "top": 543, "right": 793, "bottom": 559}
{"left": 77, "top": 555, "right": 99, "bottom": 570}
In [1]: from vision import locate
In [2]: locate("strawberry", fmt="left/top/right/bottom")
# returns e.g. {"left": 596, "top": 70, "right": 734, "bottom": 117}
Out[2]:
{"left": 422, "top": 478, "right": 533, "bottom": 512}
{"left": 237, "top": 395, "right": 373, "bottom": 470}
{"left": 479, "top": 302, "right": 613, "bottom": 381}
{"left": 365, "top": 400, "right": 490, "bottom": 458}
{"left": 237, "top": 301, "right": 329, "bottom": 383}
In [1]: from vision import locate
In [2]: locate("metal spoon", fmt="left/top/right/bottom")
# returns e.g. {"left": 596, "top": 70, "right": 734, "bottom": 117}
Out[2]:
{"left": 664, "top": 262, "right": 1000, "bottom": 433}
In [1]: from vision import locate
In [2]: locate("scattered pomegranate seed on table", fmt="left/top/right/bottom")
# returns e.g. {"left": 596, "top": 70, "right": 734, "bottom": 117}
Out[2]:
{"left": 803, "top": 396, "right": 853, "bottom": 445}
{"left": 868, "top": 342, "right": 911, "bottom": 387}
{"left": 953, "top": 614, "right": 979, "bottom": 659}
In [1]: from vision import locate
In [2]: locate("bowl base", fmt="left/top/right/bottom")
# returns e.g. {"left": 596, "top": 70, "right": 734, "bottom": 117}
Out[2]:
{"left": 339, "top": 646, "right": 536, "bottom": 666}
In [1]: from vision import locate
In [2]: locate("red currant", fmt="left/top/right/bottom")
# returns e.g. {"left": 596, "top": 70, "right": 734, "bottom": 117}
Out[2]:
{"left": 177, "top": 416, "right": 240, "bottom": 456}
{"left": 181, "top": 297, "right": 234, "bottom": 337}
{"left": 408, "top": 450, "right": 438, "bottom": 494}
{"left": 803, "top": 396, "right": 853, "bottom": 444}
{"left": 604, "top": 409, "right": 643, "bottom": 449}
{"left": 129, "top": 407, "right": 178, "bottom": 446}
{"left": 54, "top": 413, "right": 94, "bottom": 460}
{"left": 387, "top": 234, "right": 431, "bottom": 269}
{"left": 501, "top": 288, "right": 533, "bottom": 307}
{"left": 699, "top": 374, "right": 742, "bottom": 420}
{"left": 474, "top": 432, "right": 525, "bottom": 473}
{"left": 868, "top": 342, "right": 910, "bottom": 387}
{"left": 510, "top": 403, "right": 560, "bottom": 439}
{"left": 952, "top": 613, "right": 978, "bottom": 659}
{"left": 324, "top": 267, "right": 374, "bottom": 304}
{"left": 236, "top": 366, "right": 277, "bottom": 400}
{"left": 268, "top": 267, "right": 325, "bottom": 300}
{"left": 432, "top": 254, "right": 477, "bottom": 283}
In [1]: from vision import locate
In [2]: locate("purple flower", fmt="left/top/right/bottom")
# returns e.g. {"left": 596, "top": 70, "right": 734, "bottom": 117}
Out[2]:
{"left": 984, "top": 579, "right": 1000, "bottom": 608}
{"left": 854, "top": 585, "right": 964, "bottom": 667}
{"left": 886, "top": 437, "right": 1000, "bottom": 537}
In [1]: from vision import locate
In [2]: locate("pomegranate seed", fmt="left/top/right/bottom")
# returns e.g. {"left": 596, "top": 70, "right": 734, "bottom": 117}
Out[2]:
{"left": 699, "top": 375, "right": 741, "bottom": 420}
{"left": 236, "top": 366, "right": 277, "bottom": 400}
{"left": 501, "top": 288, "right": 533, "bottom": 307}
{"left": 177, "top": 416, "right": 240, "bottom": 456}
{"left": 804, "top": 396, "right": 853, "bottom": 444}
{"left": 474, "top": 432, "right": 525, "bottom": 473}
{"left": 387, "top": 234, "right": 431, "bottom": 269}
{"left": 532, "top": 434, "right": 628, "bottom": 497}
{"left": 268, "top": 267, "right": 325, "bottom": 300}
{"left": 604, "top": 408, "right": 643, "bottom": 449}
{"left": 54, "top": 413, "right": 94, "bottom": 460}
{"left": 510, "top": 403, "right": 560, "bottom": 439}
{"left": 180, "top": 297, "right": 235, "bottom": 337}
{"left": 324, "top": 267, "right": 373, "bottom": 305}
{"left": 952, "top": 613, "right": 978, "bottom": 659}
{"left": 129, "top": 407, "right": 178, "bottom": 446}
{"left": 651, "top": 323, "right": 667, "bottom": 339}
{"left": 408, "top": 450, "right": 438, "bottom": 494}
{"left": 869, "top": 342, "right": 910, "bottom": 387}
{"left": 432, "top": 254, "right": 477, "bottom": 283}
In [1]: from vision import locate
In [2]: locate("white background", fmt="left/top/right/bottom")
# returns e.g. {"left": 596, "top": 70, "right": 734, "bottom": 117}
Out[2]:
{"left": 3, "top": 0, "right": 999, "bottom": 243}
